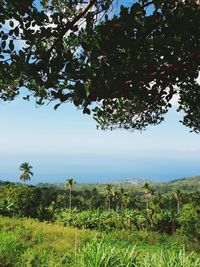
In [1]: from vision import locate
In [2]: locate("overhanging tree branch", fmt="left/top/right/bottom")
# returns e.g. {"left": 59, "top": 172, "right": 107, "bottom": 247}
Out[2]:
{"left": 0, "top": 0, "right": 200, "bottom": 132}
{"left": 126, "top": 53, "right": 200, "bottom": 87}
{"left": 48, "top": 0, "right": 97, "bottom": 54}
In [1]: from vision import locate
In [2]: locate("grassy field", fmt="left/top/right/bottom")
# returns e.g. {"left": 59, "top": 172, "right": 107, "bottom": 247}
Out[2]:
{"left": 0, "top": 216, "right": 94, "bottom": 266}
{"left": 0, "top": 216, "right": 200, "bottom": 267}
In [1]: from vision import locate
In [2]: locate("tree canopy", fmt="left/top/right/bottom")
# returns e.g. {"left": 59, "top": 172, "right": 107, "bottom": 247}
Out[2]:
{"left": 0, "top": 0, "right": 200, "bottom": 131}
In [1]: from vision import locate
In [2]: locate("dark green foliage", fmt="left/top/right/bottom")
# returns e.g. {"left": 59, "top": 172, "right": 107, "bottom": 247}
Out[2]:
{"left": 0, "top": 1, "right": 200, "bottom": 131}
{"left": 0, "top": 184, "right": 42, "bottom": 218}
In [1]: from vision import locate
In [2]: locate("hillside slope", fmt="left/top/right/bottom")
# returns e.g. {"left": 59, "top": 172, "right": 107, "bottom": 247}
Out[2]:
{"left": 157, "top": 176, "right": 200, "bottom": 193}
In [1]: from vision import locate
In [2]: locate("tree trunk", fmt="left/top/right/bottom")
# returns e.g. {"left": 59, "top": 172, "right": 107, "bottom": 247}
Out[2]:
{"left": 146, "top": 200, "right": 149, "bottom": 211}
{"left": 177, "top": 200, "right": 180, "bottom": 214}
{"left": 69, "top": 189, "right": 72, "bottom": 210}
{"left": 108, "top": 197, "right": 111, "bottom": 211}
{"left": 116, "top": 204, "right": 119, "bottom": 212}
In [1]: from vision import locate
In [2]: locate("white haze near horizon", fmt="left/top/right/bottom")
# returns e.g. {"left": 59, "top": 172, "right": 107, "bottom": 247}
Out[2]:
{"left": 0, "top": 0, "right": 199, "bottom": 184}
{"left": 0, "top": 75, "right": 200, "bottom": 184}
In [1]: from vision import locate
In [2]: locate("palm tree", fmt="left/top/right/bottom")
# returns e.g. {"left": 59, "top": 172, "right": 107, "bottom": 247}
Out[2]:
{"left": 83, "top": 189, "right": 93, "bottom": 209}
{"left": 157, "top": 192, "right": 163, "bottom": 208}
{"left": 117, "top": 188, "right": 130, "bottom": 209}
{"left": 19, "top": 162, "right": 33, "bottom": 183}
{"left": 174, "top": 189, "right": 181, "bottom": 214}
{"left": 105, "top": 184, "right": 113, "bottom": 211}
{"left": 112, "top": 190, "right": 120, "bottom": 211}
{"left": 142, "top": 182, "right": 154, "bottom": 210}
{"left": 66, "top": 178, "right": 76, "bottom": 210}
{"left": 121, "top": 191, "right": 130, "bottom": 209}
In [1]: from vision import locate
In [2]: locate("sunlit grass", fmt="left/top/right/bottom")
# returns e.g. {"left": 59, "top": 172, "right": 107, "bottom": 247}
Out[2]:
{"left": 0, "top": 216, "right": 94, "bottom": 266}
{"left": 78, "top": 239, "right": 200, "bottom": 267}
{"left": 0, "top": 216, "right": 199, "bottom": 266}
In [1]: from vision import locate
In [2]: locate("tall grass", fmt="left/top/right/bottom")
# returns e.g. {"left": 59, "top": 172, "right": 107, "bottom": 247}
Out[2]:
{"left": 0, "top": 216, "right": 199, "bottom": 267}
{"left": 0, "top": 216, "right": 95, "bottom": 266}
{"left": 77, "top": 241, "right": 138, "bottom": 267}
{"left": 0, "top": 231, "right": 24, "bottom": 266}
{"left": 77, "top": 239, "right": 200, "bottom": 267}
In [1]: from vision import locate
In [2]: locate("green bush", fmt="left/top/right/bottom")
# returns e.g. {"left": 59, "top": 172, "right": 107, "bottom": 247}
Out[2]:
{"left": 0, "top": 184, "right": 41, "bottom": 218}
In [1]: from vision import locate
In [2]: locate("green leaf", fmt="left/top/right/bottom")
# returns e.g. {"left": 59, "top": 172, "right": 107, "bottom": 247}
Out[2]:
{"left": 83, "top": 107, "right": 91, "bottom": 115}
{"left": 9, "top": 20, "right": 14, "bottom": 28}
{"left": 54, "top": 103, "right": 61, "bottom": 110}
{"left": 9, "top": 30, "right": 14, "bottom": 36}
{"left": 1, "top": 41, "right": 6, "bottom": 49}
{"left": 14, "top": 27, "right": 19, "bottom": 36}
{"left": 41, "top": 0, "right": 48, "bottom": 8}
{"left": 9, "top": 40, "right": 14, "bottom": 51}
{"left": 2, "top": 34, "right": 8, "bottom": 40}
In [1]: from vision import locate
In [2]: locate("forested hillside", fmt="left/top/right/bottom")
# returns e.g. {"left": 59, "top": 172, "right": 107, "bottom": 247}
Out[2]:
{"left": 0, "top": 176, "right": 200, "bottom": 266}
{"left": 35, "top": 175, "right": 200, "bottom": 193}
{"left": 157, "top": 176, "right": 200, "bottom": 193}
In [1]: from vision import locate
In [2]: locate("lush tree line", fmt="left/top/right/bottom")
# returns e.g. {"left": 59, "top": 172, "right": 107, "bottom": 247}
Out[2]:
{"left": 0, "top": 181, "right": 200, "bottom": 244}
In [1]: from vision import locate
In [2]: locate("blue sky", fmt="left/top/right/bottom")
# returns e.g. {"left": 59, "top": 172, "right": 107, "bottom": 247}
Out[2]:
{"left": 0, "top": 1, "right": 200, "bottom": 184}
{"left": 0, "top": 91, "right": 200, "bottom": 184}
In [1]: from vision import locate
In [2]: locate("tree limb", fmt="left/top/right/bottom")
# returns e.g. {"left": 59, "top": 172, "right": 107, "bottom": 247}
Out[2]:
{"left": 48, "top": 0, "right": 97, "bottom": 54}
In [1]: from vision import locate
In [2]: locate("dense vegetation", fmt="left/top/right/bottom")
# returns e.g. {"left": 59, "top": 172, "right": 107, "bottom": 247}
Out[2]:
{"left": 0, "top": 177, "right": 200, "bottom": 265}
{"left": 0, "top": 178, "right": 200, "bottom": 238}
